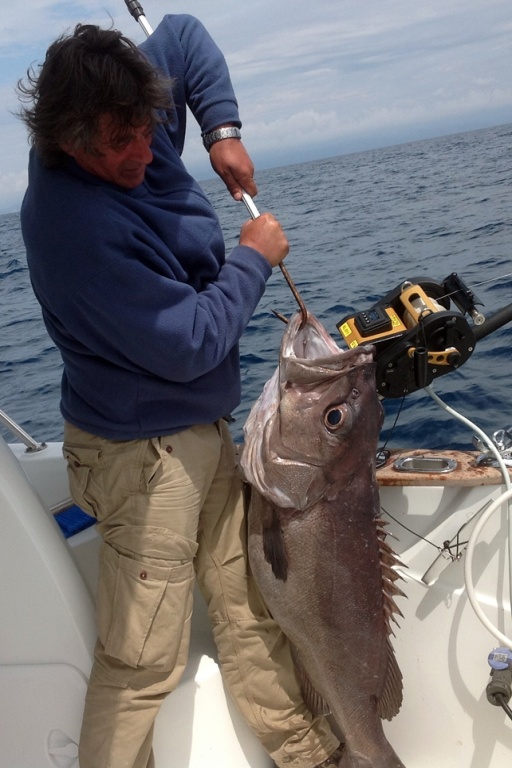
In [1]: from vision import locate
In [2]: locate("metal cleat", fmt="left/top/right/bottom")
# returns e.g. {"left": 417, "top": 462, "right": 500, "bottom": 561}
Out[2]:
{"left": 474, "top": 427, "right": 512, "bottom": 467}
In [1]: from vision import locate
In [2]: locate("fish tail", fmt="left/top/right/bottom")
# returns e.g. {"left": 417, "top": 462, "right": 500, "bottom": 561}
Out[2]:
{"left": 339, "top": 747, "right": 406, "bottom": 768}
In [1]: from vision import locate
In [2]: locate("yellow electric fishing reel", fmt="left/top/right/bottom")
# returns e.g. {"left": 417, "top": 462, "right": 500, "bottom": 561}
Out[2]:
{"left": 337, "top": 273, "right": 485, "bottom": 398}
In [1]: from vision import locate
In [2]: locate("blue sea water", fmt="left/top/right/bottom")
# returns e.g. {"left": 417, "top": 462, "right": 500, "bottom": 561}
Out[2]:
{"left": 1, "top": 123, "right": 511, "bottom": 450}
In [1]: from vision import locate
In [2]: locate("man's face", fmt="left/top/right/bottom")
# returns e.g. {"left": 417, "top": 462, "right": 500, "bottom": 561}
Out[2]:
{"left": 64, "top": 114, "right": 153, "bottom": 188}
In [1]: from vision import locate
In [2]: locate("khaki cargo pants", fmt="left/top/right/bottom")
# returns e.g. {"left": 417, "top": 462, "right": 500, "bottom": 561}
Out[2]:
{"left": 63, "top": 420, "right": 338, "bottom": 768}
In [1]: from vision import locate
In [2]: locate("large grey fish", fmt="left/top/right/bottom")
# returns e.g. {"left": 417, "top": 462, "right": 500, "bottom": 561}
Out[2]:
{"left": 241, "top": 311, "right": 405, "bottom": 768}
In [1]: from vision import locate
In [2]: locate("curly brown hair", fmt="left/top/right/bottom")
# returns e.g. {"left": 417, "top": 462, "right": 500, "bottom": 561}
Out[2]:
{"left": 17, "top": 24, "right": 174, "bottom": 166}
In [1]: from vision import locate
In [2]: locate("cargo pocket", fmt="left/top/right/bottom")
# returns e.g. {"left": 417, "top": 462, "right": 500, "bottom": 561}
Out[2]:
{"left": 63, "top": 446, "right": 102, "bottom": 518}
{"left": 133, "top": 438, "right": 163, "bottom": 495}
{"left": 97, "top": 543, "right": 194, "bottom": 670}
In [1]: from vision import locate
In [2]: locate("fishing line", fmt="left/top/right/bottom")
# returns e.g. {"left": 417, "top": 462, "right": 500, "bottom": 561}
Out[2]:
{"left": 434, "top": 271, "right": 512, "bottom": 306}
{"left": 380, "top": 506, "right": 440, "bottom": 552}
{"left": 378, "top": 395, "right": 406, "bottom": 459}
{"left": 472, "top": 271, "right": 512, "bottom": 288}
{"left": 378, "top": 317, "right": 427, "bottom": 458}
{"left": 383, "top": 498, "right": 504, "bottom": 564}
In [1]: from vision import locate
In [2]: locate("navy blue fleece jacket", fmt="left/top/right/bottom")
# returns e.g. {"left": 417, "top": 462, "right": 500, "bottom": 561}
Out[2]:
{"left": 21, "top": 15, "right": 271, "bottom": 439}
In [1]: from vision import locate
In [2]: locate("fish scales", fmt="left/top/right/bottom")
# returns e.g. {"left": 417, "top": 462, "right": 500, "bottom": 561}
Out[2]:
{"left": 241, "top": 312, "right": 406, "bottom": 768}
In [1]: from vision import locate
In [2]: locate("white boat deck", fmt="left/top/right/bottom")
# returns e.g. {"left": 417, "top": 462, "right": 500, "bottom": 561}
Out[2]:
{"left": 2, "top": 438, "right": 512, "bottom": 767}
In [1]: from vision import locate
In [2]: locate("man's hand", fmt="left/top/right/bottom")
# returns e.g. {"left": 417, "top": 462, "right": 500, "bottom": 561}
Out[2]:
{"left": 239, "top": 213, "right": 289, "bottom": 268}
{"left": 209, "top": 139, "right": 258, "bottom": 200}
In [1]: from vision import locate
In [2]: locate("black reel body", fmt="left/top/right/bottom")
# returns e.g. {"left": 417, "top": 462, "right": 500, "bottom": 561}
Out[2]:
{"left": 337, "top": 274, "right": 482, "bottom": 398}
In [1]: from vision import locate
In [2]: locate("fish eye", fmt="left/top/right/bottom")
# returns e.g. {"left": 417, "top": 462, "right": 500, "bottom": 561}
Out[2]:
{"left": 351, "top": 388, "right": 360, "bottom": 399}
{"left": 324, "top": 407, "right": 345, "bottom": 429}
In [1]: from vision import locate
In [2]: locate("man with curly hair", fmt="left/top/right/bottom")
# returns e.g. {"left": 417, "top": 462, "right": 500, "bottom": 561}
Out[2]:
{"left": 19, "top": 15, "right": 342, "bottom": 768}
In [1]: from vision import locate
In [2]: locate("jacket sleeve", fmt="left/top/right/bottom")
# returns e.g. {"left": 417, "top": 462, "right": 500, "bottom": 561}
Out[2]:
{"left": 57, "top": 240, "right": 271, "bottom": 384}
{"left": 139, "top": 14, "right": 241, "bottom": 155}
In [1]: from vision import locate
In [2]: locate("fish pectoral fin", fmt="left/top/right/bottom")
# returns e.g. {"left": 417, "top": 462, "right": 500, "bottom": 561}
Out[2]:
{"left": 262, "top": 504, "right": 289, "bottom": 582}
{"left": 377, "top": 637, "right": 403, "bottom": 720}
{"left": 248, "top": 487, "right": 289, "bottom": 581}
{"left": 290, "top": 645, "right": 331, "bottom": 716}
{"left": 242, "top": 481, "right": 252, "bottom": 515}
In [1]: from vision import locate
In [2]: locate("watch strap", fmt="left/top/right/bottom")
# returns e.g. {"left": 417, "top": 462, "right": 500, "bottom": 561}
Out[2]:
{"left": 202, "top": 126, "right": 242, "bottom": 151}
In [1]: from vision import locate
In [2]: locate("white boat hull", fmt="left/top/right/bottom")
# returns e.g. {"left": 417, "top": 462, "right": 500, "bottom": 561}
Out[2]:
{"left": 379, "top": 455, "right": 512, "bottom": 766}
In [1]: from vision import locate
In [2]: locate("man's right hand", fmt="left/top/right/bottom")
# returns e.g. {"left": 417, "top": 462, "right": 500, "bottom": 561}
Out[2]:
{"left": 239, "top": 214, "right": 289, "bottom": 268}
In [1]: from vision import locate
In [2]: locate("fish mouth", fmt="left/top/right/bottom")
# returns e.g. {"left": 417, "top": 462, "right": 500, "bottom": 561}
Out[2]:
{"left": 283, "top": 312, "right": 343, "bottom": 360}
{"left": 281, "top": 312, "right": 376, "bottom": 386}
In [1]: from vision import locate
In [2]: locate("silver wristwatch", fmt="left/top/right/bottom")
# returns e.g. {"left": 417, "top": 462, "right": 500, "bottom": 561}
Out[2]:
{"left": 202, "top": 126, "right": 242, "bottom": 151}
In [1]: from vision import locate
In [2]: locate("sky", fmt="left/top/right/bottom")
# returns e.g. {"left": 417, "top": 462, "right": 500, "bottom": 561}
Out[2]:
{"left": 0, "top": 0, "right": 511, "bottom": 213}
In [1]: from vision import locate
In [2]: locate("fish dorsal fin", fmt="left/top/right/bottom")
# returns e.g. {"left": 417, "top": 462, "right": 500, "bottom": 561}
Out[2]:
{"left": 376, "top": 516, "right": 406, "bottom": 633}
{"left": 376, "top": 516, "right": 406, "bottom": 719}
{"left": 290, "top": 644, "right": 331, "bottom": 716}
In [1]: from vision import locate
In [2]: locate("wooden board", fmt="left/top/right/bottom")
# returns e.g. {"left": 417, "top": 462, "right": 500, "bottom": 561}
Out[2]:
{"left": 377, "top": 449, "right": 512, "bottom": 487}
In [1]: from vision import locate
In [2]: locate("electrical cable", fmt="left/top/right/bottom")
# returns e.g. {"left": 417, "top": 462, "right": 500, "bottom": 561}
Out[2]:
{"left": 497, "top": 694, "right": 512, "bottom": 721}
{"left": 463, "top": 489, "right": 512, "bottom": 649}
{"left": 425, "top": 385, "right": 512, "bottom": 648}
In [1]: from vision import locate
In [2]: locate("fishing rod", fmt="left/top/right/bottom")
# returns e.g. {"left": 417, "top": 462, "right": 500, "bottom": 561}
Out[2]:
{"left": 124, "top": 0, "right": 152, "bottom": 35}
{"left": 474, "top": 301, "right": 512, "bottom": 342}
{"left": 124, "top": 0, "right": 308, "bottom": 326}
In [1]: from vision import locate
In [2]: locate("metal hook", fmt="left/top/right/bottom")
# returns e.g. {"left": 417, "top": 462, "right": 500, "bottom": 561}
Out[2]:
{"left": 241, "top": 193, "right": 308, "bottom": 328}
